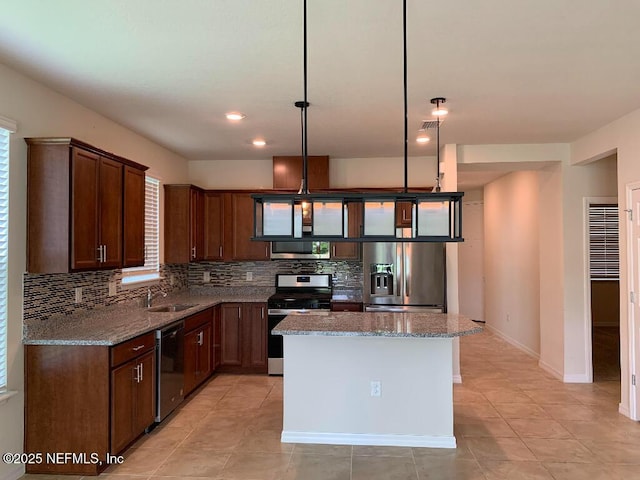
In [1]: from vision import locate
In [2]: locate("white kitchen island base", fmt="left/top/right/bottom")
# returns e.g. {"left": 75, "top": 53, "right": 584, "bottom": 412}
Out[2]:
{"left": 281, "top": 334, "right": 456, "bottom": 448}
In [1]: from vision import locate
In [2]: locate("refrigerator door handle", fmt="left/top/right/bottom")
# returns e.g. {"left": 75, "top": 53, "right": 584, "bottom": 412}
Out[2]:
{"left": 396, "top": 242, "right": 403, "bottom": 299}
{"left": 404, "top": 243, "right": 411, "bottom": 298}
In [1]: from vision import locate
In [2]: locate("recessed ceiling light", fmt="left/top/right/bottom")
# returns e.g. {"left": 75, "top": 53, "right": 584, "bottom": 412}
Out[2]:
{"left": 252, "top": 139, "right": 266, "bottom": 147}
{"left": 416, "top": 132, "right": 430, "bottom": 143}
{"left": 225, "top": 112, "right": 246, "bottom": 121}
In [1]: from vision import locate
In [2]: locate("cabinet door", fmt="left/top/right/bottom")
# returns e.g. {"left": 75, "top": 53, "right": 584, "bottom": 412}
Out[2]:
{"left": 197, "top": 323, "right": 213, "bottom": 382}
{"left": 213, "top": 307, "right": 221, "bottom": 369}
{"left": 331, "top": 202, "right": 362, "bottom": 260}
{"left": 71, "top": 148, "right": 100, "bottom": 270}
{"left": 272, "top": 156, "right": 330, "bottom": 190}
{"left": 183, "top": 328, "right": 199, "bottom": 395}
{"left": 231, "top": 193, "right": 270, "bottom": 260}
{"left": 164, "top": 185, "right": 191, "bottom": 263}
{"left": 244, "top": 303, "right": 267, "bottom": 369}
{"left": 395, "top": 201, "right": 412, "bottom": 227}
{"left": 133, "top": 350, "right": 155, "bottom": 435}
{"left": 220, "top": 304, "right": 242, "bottom": 366}
{"left": 190, "top": 188, "right": 204, "bottom": 261}
{"left": 99, "top": 157, "right": 123, "bottom": 268}
{"left": 204, "top": 192, "right": 225, "bottom": 260}
{"left": 111, "top": 360, "right": 135, "bottom": 453}
{"left": 123, "top": 166, "right": 145, "bottom": 267}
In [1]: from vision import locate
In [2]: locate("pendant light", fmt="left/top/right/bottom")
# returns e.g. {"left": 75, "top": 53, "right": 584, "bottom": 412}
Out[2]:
{"left": 251, "top": 0, "right": 464, "bottom": 243}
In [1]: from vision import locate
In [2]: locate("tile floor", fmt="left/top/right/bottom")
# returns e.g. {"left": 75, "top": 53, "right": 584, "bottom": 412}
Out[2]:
{"left": 20, "top": 330, "right": 640, "bottom": 480}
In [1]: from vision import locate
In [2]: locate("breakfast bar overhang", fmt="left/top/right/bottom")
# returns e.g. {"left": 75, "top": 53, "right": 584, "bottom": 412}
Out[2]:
{"left": 272, "top": 311, "right": 482, "bottom": 449}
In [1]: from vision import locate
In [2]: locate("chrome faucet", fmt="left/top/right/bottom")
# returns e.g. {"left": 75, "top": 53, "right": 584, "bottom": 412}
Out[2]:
{"left": 144, "top": 287, "right": 167, "bottom": 308}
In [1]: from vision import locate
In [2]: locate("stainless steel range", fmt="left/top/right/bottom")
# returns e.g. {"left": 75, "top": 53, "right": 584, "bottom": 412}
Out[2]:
{"left": 267, "top": 273, "right": 332, "bottom": 375}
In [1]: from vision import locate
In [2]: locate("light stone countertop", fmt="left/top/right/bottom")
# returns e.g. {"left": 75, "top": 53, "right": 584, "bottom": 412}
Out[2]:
{"left": 24, "top": 290, "right": 272, "bottom": 346}
{"left": 272, "top": 311, "right": 482, "bottom": 338}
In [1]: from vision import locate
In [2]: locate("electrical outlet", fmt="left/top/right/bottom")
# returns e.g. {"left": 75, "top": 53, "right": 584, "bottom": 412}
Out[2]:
{"left": 75, "top": 287, "right": 83, "bottom": 303}
{"left": 108, "top": 281, "right": 117, "bottom": 297}
{"left": 246, "top": 272, "right": 253, "bottom": 281}
{"left": 203, "top": 271, "right": 210, "bottom": 283}
{"left": 370, "top": 381, "right": 381, "bottom": 397}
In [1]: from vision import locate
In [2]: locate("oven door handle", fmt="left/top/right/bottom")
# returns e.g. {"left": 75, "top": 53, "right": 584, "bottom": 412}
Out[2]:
{"left": 268, "top": 308, "right": 331, "bottom": 315}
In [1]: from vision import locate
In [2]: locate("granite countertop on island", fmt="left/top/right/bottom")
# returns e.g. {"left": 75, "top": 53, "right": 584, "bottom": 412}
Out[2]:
{"left": 272, "top": 311, "right": 482, "bottom": 338}
{"left": 24, "top": 288, "right": 273, "bottom": 346}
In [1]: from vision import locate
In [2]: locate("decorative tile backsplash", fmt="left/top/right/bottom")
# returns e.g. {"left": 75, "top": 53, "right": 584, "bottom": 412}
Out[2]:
{"left": 187, "top": 260, "right": 363, "bottom": 289}
{"left": 23, "top": 260, "right": 363, "bottom": 332}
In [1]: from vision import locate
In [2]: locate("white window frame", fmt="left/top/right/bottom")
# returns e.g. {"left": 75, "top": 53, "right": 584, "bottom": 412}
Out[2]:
{"left": 122, "top": 175, "right": 161, "bottom": 287}
{"left": 0, "top": 115, "right": 16, "bottom": 394}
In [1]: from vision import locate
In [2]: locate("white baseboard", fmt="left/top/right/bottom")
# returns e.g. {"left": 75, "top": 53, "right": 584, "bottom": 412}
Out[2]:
{"left": 538, "top": 359, "right": 564, "bottom": 381}
{"left": 281, "top": 431, "right": 456, "bottom": 449}
{"left": 0, "top": 465, "right": 24, "bottom": 480}
{"left": 619, "top": 402, "right": 632, "bottom": 419}
{"left": 563, "top": 373, "right": 591, "bottom": 383}
{"left": 485, "top": 324, "right": 540, "bottom": 360}
{"left": 453, "top": 374, "right": 462, "bottom": 384}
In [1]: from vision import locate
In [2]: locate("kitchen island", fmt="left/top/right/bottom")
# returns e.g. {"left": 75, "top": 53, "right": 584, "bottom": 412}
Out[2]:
{"left": 272, "top": 311, "right": 481, "bottom": 448}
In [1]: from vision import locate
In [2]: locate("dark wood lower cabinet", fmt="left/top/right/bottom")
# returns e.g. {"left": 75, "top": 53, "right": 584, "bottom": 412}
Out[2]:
{"left": 184, "top": 322, "right": 213, "bottom": 396}
{"left": 219, "top": 302, "right": 267, "bottom": 373}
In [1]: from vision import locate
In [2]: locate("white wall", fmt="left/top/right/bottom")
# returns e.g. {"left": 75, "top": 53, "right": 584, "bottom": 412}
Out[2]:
{"left": 458, "top": 189, "right": 484, "bottom": 321}
{"left": 0, "top": 62, "right": 188, "bottom": 480}
{"left": 188, "top": 156, "right": 438, "bottom": 189}
{"left": 484, "top": 171, "right": 541, "bottom": 357}
{"left": 572, "top": 110, "right": 640, "bottom": 412}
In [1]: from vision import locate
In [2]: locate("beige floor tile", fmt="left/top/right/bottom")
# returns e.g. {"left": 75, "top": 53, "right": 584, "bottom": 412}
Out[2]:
{"left": 292, "top": 443, "right": 352, "bottom": 457}
{"left": 455, "top": 417, "right": 518, "bottom": 438}
{"left": 133, "top": 425, "right": 191, "bottom": 450}
{"left": 454, "top": 402, "right": 502, "bottom": 419}
{"left": 414, "top": 456, "right": 485, "bottom": 480}
{"left": 521, "top": 389, "right": 581, "bottom": 405}
{"left": 491, "top": 403, "right": 549, "bottom": 419}
{"left": 209, "top": 374, "right": 241, "bottom": 386}
{"left": 283, "top": 454, "right": 351, "bottom": 480}
{"left": 477, "top": 460, "right": 554, "bottom": 480}
{"left": 579, "top": 439, "right": 640, "bottom": 464}
{"left": 522, "top": 438, "right": 593, "bottom": 463}
{"left": 225, "top": 382, "right": 273, "bottom": 398}
{"left": 19, "top": 476, "right": 86, "bottom": 480}
{"left": 218, "top": 452, "right": 291, "bottom": 480}
{"left": 103, "top": 448, "right": 174, "bottom": 476}
{"left": 214, "top": 395, "right": 266, "bottom": 412}
{"left": 413, "top": 436, "right": 475, "bottom": 461}
{"left": 97, "top": 475, "right": 150, "bottom": 479}
{"left": 543, "top": 462, "right": 629, "bottom": 480}
{"left": 539, "top": 403, "right": 599, "bottom": 421}
{"left": 505, "top": 418, "right": 572, "bottom": 439}
{"left": 163, "top": 407, "right": 209, "bottom": 429}
{"left": 465, "top": 437, "right": 537, "bottom": 461}
{"left": 558, "top": 419, "right": 632, "bottom": 442}
{"left": 237, "top": 428, "right": 295, "bottom": 454}
{"left": 153, "top": 448, "right": 229, "bottom": 477}
{"left": 483, "top": 389, "right": 534, "bottom": 404}
{"left": 352, "top": 456, "right": 418, "bottom": 480}
{"left": 180, "top": 427, "right": 246, "bottom": 452}
{"left": 181, "top": 392, "right": 225, "bottom": 411}
{"left": 353, "top": 445, "right": 414, "bottom": 457}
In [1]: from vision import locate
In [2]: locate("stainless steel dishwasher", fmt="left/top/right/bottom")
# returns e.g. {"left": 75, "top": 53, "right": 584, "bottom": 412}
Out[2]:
{"left": 155, "top": 321, "right": 184, "bottom": 422}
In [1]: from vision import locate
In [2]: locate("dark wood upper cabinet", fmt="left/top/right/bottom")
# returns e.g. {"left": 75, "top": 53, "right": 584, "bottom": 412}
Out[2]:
{"left": 203, "top": 192, "right": 225, "bottom": 260}
{"left": 123, "top": 166, "right": 146, "bottom": 267}
{"left": 331, "top": 201, "right": 363, "bottom": 260}
{"left": 273, "top": 155, "right": 330, "bottom": 190}
{"left": 25, "top": 138, "right": 147, "bottom": 273}
{"left": 164, "top": 184, "right": 204, "bottom": 263}
{"left": 228, "top": 192, "right": 270, "bottom": 261}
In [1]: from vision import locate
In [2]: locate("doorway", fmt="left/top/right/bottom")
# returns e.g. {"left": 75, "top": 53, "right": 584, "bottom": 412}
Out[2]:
{"left": 586, "top": 199, "right": 620, "bottom": 382}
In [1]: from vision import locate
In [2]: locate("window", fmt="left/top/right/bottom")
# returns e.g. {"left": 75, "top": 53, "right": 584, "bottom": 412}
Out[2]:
{"left": 588, "top": 203, "right": 619, "bottom": 280}
{"left": 122, "top": 176, "right": 160, "bottom": 285}
{"left": 0, "top": 118, "right": 14, "bottom": 391}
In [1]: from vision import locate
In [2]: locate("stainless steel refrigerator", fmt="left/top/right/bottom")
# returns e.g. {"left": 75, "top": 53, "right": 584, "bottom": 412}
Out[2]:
{"left": 363, "top": 240, "right": 446, "bottom": 312}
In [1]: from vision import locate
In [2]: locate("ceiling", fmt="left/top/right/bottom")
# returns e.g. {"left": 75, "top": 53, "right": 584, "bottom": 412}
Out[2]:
{"left": 1, "top": 0, "right": 639, "bottom": 170}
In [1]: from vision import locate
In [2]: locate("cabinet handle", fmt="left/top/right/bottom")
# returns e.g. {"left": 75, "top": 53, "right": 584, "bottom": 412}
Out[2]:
{"left": 139, "top": 363, "right": 143, "bottom": 382}
{"left": 265, "top": 245, "right": 269, "bottom": 257}
{"left": 219, "top": 245, "right": 223, "bottom": 257}
{"left": 197, "top": 331, "right": 204, "bottom": 346}
{"left": 238, "top": 306, "right": 241, "bottom": 318}
{"left": 133, "top": 363, "right": 141, "bottom": 382}
{"left": 332, "top": 245, "right": 336, "bottom": 257}
{"left": 402, "top": 208, "right": 409, "bottom": 222}
{"left": 192, "top": 246, "right": 196, "bottom": 259}
{"left": 261, "top": 307, "right": 264, "bottom": 319}
{"left": 96, "top": 245, "right": 103, "bottom": 263}
{"left": 103, "top": 244, "right": 107, "bottom": 262}
{"left": 132, "top": 345, "right": 145, "bottom": 351}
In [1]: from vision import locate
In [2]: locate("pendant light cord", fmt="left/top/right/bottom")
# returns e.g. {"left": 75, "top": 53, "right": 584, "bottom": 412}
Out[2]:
{"left": 403, "top": 0, "right": 408, "bottom": 194}
{"left": 302, "top": 0, "right": 309, "bottom": 194}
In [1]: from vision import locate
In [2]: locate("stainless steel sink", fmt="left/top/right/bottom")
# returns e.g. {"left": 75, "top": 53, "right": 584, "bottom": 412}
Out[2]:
{"left": 148, "top": 303, "right": 197, "bottom": 313}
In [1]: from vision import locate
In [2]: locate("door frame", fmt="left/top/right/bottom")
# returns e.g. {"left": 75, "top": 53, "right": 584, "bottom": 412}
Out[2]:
{"left": 626, "top": 181, "right": 640, "bottom": 420}
{"left": 583, "top": 196, "right": 618, "bottom": 385}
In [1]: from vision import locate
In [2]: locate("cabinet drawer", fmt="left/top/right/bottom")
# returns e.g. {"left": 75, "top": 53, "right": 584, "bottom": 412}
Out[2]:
{"left": 111, "top": 332, "right": 155, "bottom": 367}
{"left": 184, "top": 308, "right": 213, "bottom": 333}
{"left": 330, "top": 302, "right": 363, "bottom": 312}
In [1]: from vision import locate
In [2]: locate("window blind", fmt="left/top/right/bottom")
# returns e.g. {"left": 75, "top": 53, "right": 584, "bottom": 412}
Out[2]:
{"left": 588, "top": 203, "right": 619, "bottom": 280}
{"left": 122, "top": 176, "right": 160, "bottom": 283}
{"left": 0, "top": 127, "right": 10, "bottom": 390}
